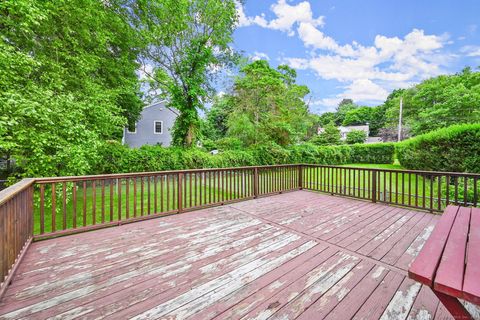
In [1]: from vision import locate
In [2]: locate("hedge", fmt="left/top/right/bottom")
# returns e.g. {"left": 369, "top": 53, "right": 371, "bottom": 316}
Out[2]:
{"left": 396, "top": 124, "right": 480, "bottom": 173}
{"left": 93, "top": 141, "right": 396, "bottom": 174}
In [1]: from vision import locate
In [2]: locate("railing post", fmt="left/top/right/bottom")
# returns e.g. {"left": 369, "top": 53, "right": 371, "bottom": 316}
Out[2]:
{"left": 298, "top": 165, "right": 303, "bottom": 190}
{"left": 177, "top": 172, "right": 183, "bottom": 213}
{"left": 253, "top": 168, "right": 259, "bottom": 198}
{"left": 372, "top": 169, "right": 377, "bottom": 203}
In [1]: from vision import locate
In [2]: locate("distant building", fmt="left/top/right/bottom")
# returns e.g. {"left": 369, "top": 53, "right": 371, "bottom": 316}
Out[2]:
{"left": 317, "top": 124, "right": 383, "bottom": 143}
{"left": 122, "top": 100, "right": 178, "bottom": 148}
{"left": 317, "top": 124, "right": 370, "bottom": 140}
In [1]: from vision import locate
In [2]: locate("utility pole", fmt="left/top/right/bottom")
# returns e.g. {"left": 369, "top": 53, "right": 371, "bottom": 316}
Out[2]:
{"left": 398, "top": 97, "right": 403, "bottom": 142}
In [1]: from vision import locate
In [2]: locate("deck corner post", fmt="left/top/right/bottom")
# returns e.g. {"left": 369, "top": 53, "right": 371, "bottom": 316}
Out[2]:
{"left": 372, "top": 169, "right": 377, "bottom": 203}
{"left": 298, "top": 165, "right": 303, "bottom": 190}
{"left": 178, "top": 172, "right": 183, "bottom": 213}
{"left": 253, "top": 167, "right": 259, "bottom": 198}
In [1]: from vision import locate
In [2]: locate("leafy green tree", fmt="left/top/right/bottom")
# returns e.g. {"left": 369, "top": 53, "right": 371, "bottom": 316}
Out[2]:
{"left": 226, "top": 60, "right": 313, "bottom": 146}
{"left": 346, "top": 130, "right": 367, "bottom": 144}
{"left": 335, "top": 101, "right": 357, "bottom": 125}
{"left": 0, "top": 0, "right": 142, "bottom": 178}
{"left": 384, "top": 69, "right": 480, "bottom": 136}
{"left": 130, "top": 0, "right": 238, "bottom": 147}
{"left": 342, "top": 105, "right": 386, "bottom": 136}
{"left": 311, "top": 122, "right": 341, "bottom": 145}
{"left": 202, "top": 95, "right": 234, "bottom": 141}
{"left": 342, "top": 107, "right": 374, "bottom": 126}
{"left": 318, "top": 112, "right": 336, "bottom": 126}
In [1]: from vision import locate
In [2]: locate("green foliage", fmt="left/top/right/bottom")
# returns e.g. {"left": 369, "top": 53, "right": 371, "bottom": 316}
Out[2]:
{"left": 349, "top": 143, "right": 395, "bottom": 164}
{"left": 384, "top": 68, "right": 480, "bottom": 136}
{"left": 345, "top": 130, "right": 367, "bottom": 144}
{"left": 0, "top": 0, "right": 142, "bottom": 178}
{"left": 131, "top": 0, "right": 238, "bottom": 147}
{"left": 216, "top": 137, "right": 244, "bottom": 151}
{"left": 335, "top": 102, "right": 357, "bottom": 126}
{"left": 396, "top": 124, "right": 480, "bottom": 173}
{"left": 202, "top": 95, "right": 234, "bottom": 141}
{"left": 311, "top": 122, "right": 341, "bottom": 146}
{"left": 93, "top": 140, "right": 395, "bottom": 174}
{"left": 223, "top": 60, "right": 313, "bottom": 147}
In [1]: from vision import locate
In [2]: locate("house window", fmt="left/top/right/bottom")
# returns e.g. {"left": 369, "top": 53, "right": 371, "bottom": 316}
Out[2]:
{"left": 154, "top": 121, "right": 163, "bottom": 134}
{"left": 127, "top": 123, "right": 137, "bottom": 134}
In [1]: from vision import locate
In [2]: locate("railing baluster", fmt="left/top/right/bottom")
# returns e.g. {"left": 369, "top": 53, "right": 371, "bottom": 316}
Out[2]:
{"left": 40, "top": 184, "right": 45, "bottom": 234}
{"left": 101, "top": 180, "right": 105, "bottom": 223}
{"left": 126, "top": 178, "right": 130, "bottom": 219}
{"left": 92, "top": 180, "right": 96, "bottom": 225}
{"left": 83, "top": 181, "right": 87, "bottom": 227}
{"left": 72, "top": 182, "right": 77, "bottom": 229}
{"left": 140, "top": 177, "right": 144, "bottom": 215}
{"left": 62, "top": 182, "right": 67, "bottom": 230}
{"left": 454, "top": 176, "right": 459, "bottom": 205}
{"left": 118, "top": 178, "right": 122, "bottom": 220}
{"left": 51, "top": 183, "right": 56, "bottom": 233}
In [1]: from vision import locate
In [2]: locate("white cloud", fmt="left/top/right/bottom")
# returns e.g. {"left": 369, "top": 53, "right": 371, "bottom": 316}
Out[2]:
{"left": 251, "top": 51, "right": 270, "bottom": 61}
{"left": 236, "top": 0, "right": 323, "bottom": 36}
{"left": 461, "top": 45, "right": 480, "bottom": 57}
{"left": 239, "top": 1, "right": 454, "bottom": 107}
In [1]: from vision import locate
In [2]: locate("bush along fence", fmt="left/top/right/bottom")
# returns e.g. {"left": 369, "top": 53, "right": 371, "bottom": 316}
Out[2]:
{"left": 1, "top": 163, "right": 479, "bottom": 299}
{"left": 93, "top": 142, "right": 395, "bottom": 175}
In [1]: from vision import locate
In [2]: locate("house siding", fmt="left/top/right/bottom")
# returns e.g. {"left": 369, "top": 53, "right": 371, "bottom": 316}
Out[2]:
{"left": 123, "top": 102, "right": 178, "bottom": 148}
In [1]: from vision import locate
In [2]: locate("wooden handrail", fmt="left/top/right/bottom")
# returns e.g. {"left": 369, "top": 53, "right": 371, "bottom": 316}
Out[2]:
{"left": 0, "top": 178, "right": 34, "bottom": 300}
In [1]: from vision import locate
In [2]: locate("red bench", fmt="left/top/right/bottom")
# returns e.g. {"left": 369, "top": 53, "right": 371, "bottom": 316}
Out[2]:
{"left": 409, "top": 205, "right": 480, "bottom": 319}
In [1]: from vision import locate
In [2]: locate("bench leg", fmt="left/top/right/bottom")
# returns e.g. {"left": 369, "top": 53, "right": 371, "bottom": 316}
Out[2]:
{"left": 434, "top": 290, "right": 473, "bottom": 320}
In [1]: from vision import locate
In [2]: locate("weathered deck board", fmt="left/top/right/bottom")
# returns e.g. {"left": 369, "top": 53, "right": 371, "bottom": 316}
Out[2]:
{"left": 0, "top": 191, "right": 454, "bottom": 320}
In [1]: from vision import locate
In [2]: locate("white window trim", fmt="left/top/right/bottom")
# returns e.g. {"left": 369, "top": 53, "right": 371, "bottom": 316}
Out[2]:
{"left": 127, "top": 123, "right": 137, "bottom": 134}
{"left": 154, "top": 120, "right": 163, "bottom": 134}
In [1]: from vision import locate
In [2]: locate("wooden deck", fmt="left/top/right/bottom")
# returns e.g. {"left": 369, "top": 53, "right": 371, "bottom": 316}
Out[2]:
{"left": 0, "top": 191, "right": 459, "bottom": 319}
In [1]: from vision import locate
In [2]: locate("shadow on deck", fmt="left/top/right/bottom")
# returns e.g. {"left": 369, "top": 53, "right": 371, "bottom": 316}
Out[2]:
{"left": 0, "top": 191, "right": 455, "bottom": 319}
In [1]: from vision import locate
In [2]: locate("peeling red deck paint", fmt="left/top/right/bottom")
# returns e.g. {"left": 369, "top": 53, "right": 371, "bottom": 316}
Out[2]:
{"left": 0, "top": 191, "right": 463, "bottom": 320}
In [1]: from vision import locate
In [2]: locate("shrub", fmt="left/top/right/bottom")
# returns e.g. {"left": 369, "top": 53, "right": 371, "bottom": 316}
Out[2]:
{"left": 396, "top": 124, "right": 480, "bottom": 173}
{"left": 310, "top": 121, "right": 341, "bottom": 145}
{"left": 345, "top": 130, "right": 367, "bottom": 144}
{"left": 93, "top": 140, "right": 395, "bottom": 175}
{"left": 350, "top": 143, "right": 395, "bottom": 164}
{"left": 216, "top": 137, "right": 244, "bottom": 150}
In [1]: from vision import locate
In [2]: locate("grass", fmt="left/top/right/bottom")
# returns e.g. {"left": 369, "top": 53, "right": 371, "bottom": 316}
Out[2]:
{"left": 34, "top": 164, "right": 477, "bottom": 235}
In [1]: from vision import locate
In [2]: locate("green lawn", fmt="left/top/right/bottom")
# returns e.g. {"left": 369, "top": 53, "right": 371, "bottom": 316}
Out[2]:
{"left": 34, "top": 176, "right": 240, "bottom": 235}
{"left": 302, "top": 163, "right": 475, "bottom": 212}
{"left": 34, "top": 164, "right": 476, "bottom": 235}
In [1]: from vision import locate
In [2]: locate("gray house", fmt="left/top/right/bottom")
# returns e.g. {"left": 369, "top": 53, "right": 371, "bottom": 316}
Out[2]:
{"left": 123, "top": 101, "right": 178, "bottom": 148}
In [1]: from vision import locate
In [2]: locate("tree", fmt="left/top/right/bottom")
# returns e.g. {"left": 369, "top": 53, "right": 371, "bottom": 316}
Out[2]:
{"left": 346, "top": 130, "right": 367, "bottom": 144}
{"left": 317, "top": 112, "right": 336, "bottom": 126}
{"left": 335, "top": 101, "right": 357, "bottom": 125}
{"left": 311, "top": 122, "right": 341, "bottom": 145}
{"left": 202, "top": 95, "right": 234, "bottom": 141}
{"left": 130, "top": 0, "right": 238, "bottom": 147}
{"left": 226, "top": 60, "right": 313, "bottom": 146}
{"left": 0, "top": 0, "right": 142, "bottom": 178}
{"left": 342, "top": 107, "right": 374, "bottom": 126}
{"left": 383, "top": 69, "right": 480, "bottom": 136}
{"left": 342, "top": 105, "right": 386, "bottom": 136}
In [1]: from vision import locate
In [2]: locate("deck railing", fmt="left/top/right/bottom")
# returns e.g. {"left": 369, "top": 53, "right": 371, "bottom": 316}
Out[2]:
{"left": 1, "top": 164, "right": 479, "bottom": 298}
{"left": 0, "top": 178, "right": 34, "bottom": 298}
{"left": 302, "top": 165, "right": 479, "bottom": 212}
{"left": 32, "top": 165, "right": 302, "bottom": 240}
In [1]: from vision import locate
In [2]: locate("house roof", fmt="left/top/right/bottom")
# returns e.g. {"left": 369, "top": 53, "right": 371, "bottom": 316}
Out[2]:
{"left": 143, "top": 100, "right": 179, "bottom": 116}
{"left": 338, "top": 125, "right": 369, "bottom": 132}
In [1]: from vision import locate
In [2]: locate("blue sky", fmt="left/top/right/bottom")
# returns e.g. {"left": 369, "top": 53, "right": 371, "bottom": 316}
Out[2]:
{"left": 233, "top": 0, "right": 480, "bottom": 113}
